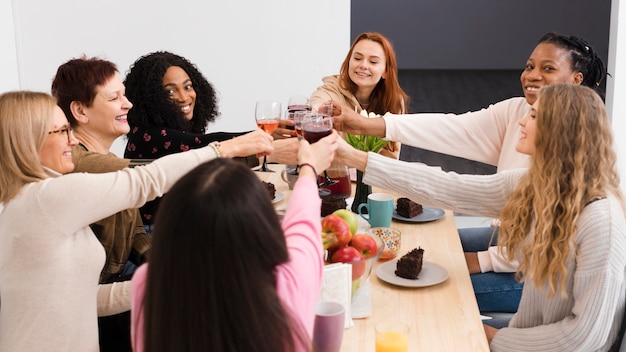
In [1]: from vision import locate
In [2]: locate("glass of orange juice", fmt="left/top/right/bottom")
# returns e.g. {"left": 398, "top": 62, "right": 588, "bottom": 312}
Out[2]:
{"left": 375, "top": 320, "right": 409, "bottom": 352}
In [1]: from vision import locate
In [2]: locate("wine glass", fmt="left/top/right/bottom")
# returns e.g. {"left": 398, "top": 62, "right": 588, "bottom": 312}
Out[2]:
{"left": 284, "top": 96, "right": 311, "bottom": 138}
{"left": 293, "top": 110, "right": 308, "bottom": 140}
{"left": 302, "top": 114, "right": 338, "bottom": 196}
{"left": 286, "top": 95, "right": 311, "bottom": 119}
{"left": 255, "top": 100, "right": 282, "bottom": 172}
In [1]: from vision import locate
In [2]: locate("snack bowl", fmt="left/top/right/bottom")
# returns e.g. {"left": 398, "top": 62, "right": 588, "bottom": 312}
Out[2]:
{"left": 366, "top": 227, "right": 401, "bottom": 259}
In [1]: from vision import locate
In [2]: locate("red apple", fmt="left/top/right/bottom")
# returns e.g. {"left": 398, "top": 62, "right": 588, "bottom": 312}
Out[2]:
{"left": 330, "top": 246, "right": 366, "bottom": 280}
{"left": 350, "top": 234, "right": 379, "bottom": 258}
{"left": 321, "top": 214, "right": 352, "bottom": 250}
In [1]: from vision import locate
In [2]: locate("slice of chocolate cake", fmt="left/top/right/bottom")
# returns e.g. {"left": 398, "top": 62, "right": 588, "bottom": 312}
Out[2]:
{"left": 395, "top": 247, "right": 424, "bottom": 279}
{"left": 262, "top": 181, "right": 276, "bottom": 200}
{"left": 396, "top": 197, "right": 423, "bottom": 218}
{"left": 320, "top": 195, "right": 347, "bottom": 216}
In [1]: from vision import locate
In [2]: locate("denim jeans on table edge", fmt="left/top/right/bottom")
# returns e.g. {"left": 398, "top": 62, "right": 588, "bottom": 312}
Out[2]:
{"left": 459, "top": 226, "right": 523, "bottom": 314}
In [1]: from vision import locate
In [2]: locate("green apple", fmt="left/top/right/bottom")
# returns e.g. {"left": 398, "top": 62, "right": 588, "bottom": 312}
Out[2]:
{"left": 333, "top": 209, "right": 358, "bottom": 235}
{"left": 351, "top": 278, "right": 362, "bottom": 297}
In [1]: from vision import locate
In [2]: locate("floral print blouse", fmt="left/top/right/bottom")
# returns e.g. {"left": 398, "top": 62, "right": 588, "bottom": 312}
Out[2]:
{"left": 125, "top": 125, "right": 258, "bottom": 225}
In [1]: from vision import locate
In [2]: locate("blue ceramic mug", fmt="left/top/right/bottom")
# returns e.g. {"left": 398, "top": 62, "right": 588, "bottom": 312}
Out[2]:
{"left": 358, "top": 193, "right": 394, "bottom": 228}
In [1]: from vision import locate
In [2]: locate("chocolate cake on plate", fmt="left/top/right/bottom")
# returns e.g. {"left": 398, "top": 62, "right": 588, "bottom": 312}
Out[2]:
{"left": 396, "top": 197, "right": 423, "bottom": 218}
{"left": 395, "top": 247, "right": 424, "bottom": 279}
{"left": 262, "top": 181, "right": 276, "bottom": 200}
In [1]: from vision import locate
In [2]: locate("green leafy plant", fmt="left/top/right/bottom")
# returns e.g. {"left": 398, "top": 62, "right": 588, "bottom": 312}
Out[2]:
{"left": 345, "top": 110, "right": 388, "bottom": 152}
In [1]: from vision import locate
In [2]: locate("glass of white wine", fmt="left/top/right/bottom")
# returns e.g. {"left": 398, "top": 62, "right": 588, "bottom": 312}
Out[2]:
{"left": 255, "top": 100, "right": 281, "bottom": 172}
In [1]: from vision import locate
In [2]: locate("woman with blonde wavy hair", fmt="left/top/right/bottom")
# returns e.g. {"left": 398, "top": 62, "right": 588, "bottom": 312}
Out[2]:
{"left": 335, "top": 83, "right": 626, "bottom": 351}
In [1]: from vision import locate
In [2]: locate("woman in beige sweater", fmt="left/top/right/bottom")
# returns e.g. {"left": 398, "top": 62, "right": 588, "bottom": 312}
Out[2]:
{"left": 0, "top": 91, "right": 273, "bottom": 351}
{"left": 310, "top": 32, "right": 409, "bottom": 159}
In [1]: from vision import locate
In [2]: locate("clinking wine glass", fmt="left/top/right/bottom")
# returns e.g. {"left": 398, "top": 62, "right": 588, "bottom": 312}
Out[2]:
{"left": 255, "top": 100, "right": 282, "bottom": 172}
{"left": 301, "top": 114, "right": 338, "bottom": 196}
{"left": 287, "top": 95, "right": 311, "bottom": 118}
{"left": 285, "top": 96, "right": 311, "bottom": 138}
{"left": 293, "top": 110, "right": 307, "bottom": 140}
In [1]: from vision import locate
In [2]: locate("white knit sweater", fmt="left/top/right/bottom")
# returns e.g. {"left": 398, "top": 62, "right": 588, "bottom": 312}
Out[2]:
{"left": 383, "top": 97, "right": 531, "bottom": 172}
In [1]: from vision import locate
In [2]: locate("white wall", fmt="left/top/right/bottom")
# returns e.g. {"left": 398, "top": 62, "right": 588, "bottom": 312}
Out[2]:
{"left": 607, "top": 0, "right": 626, "bottom": 194}
{"left": 5, "top": 0, "right": 350, "bottom": 156}
{"left": 3, "top": 0, "right": 625, "bottom": 186}
{"left": 0, "top": 0, "right": 19, "bottom": 91}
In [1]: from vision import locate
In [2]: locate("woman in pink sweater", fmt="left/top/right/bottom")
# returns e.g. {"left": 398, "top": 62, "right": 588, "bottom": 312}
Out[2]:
{"left": 131, "top": 133, "right": 338, "bottom": 351}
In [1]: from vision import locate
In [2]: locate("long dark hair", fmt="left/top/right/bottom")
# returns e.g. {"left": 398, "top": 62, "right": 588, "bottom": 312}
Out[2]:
{"left": 141, "top": 158, "right": 309, "bottom": 351}
{"left": 124, "top": 51, "right": 219, "bottom": 133}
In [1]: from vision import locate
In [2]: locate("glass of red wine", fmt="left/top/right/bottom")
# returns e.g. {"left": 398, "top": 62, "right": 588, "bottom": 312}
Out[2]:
{"left": 255, "top": 100, "right": 281, "bottom": 172}
{"left": 293, "top": 110, "right": 308, "bottom": 140}
{"left": 285, "top": 96, "right": 311, "bottom": 138}
{"left": 286, "top": 96, "right": 311, "bottom": 117}
{"left": 302, "top": 114, "right": 337, "bottom": 196}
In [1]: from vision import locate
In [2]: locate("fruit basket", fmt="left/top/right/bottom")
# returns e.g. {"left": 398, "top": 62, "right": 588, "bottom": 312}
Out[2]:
{"left": 328, "top": 233, "right": 384, "bottom": 302}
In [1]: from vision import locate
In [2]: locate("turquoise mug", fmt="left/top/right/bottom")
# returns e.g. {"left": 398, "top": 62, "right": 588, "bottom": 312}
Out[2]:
{"left": 358, "top": 193, "right": 394, "bottom": 228}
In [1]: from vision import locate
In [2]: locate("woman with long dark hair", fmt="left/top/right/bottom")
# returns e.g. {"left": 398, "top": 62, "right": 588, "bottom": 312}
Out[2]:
{"left": 131, "top": 132, "right": 338, "bottom": 351}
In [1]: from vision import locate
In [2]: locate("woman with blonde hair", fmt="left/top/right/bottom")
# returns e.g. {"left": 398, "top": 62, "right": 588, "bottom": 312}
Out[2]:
{"left": 335, "top": 83, "right": 626, "bottom": 351}
{"left": 310, "top": 31, "right": 409, "bottom": 158}
{"left": 0, "top": 91, "right": 273, "bottom": 351}
{"left": 330, "top": 32, "right": 609, "bottom": 314}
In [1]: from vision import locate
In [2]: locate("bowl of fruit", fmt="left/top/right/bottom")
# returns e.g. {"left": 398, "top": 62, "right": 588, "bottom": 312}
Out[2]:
{"left": 321, "top": 210, "right": 385, "bottom": 301}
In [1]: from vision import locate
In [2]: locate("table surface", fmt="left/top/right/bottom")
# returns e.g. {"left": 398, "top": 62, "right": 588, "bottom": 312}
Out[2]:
{"left": 256, "top": 164, "right": 490, "bottom": 352}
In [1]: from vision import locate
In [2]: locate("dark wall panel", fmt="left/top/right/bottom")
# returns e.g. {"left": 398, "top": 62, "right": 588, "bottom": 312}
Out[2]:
{"left": 351, "top": 0, "right": 611, "bottom": 70}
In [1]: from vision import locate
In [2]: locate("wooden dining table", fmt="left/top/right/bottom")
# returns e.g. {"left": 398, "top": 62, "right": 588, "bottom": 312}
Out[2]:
{"left": 256, "top": 164, "right": 490, "bottom": 352}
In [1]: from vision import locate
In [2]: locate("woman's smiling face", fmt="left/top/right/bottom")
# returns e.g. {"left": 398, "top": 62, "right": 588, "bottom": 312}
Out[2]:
{"left": 82, "top": 74, "right": 133, "bottom": 140}
{"left": 162, "top": 66, "right": 196, "bottom": 121}
{"left": 348, "top": 39, "right": 387, "bottom": 92}
{"left": 520, "top": 42, "right": 583, "bottom": 105}
{"left": 39, "top": 106, "right": 78, "bottom": 174}
{"left": 516, "top": 99, "right": 538, "bottom": 156}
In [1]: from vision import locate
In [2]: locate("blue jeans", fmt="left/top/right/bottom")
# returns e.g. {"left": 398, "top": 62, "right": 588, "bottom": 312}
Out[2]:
{"left": 459, "top": 227, "right": 523, "bottom": 313}
{"left": 484, "top": 318, "right": 511, "bottom": 329}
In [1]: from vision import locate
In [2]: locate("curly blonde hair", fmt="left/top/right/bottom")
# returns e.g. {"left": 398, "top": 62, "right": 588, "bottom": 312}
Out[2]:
{"left": 499, "top": 83, "right": 624, "bottom": 298}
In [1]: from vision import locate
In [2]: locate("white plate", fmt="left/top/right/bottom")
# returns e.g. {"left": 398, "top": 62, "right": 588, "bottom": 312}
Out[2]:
{"left": 272, "top": 191, "right": 284, "bottom": 204}
{"left": 393, "top": 206, "right": 445, "bottom": 223}
{"left": 376, "top": 260, "right": 448, "bottom": 288}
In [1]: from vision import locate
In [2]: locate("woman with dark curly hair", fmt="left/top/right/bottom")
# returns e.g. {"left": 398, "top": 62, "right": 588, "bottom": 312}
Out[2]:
{"left": 124, "top": 51, "right": 221, "bottom": 137}
{"left": 123, "top": 51, "right": 297, "bottom": 227}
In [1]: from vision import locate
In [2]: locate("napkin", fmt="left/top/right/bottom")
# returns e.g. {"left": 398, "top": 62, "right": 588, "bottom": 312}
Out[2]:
{"left": 319, "top": 263, "right": 354, "bottom": 328}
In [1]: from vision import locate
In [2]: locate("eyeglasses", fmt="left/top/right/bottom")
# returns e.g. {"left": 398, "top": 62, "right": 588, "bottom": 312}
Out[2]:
{"left": 48, "top": 124, "right": 74, "bottom": 144}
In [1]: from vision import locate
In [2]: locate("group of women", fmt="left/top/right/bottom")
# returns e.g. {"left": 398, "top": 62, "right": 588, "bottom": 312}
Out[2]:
{"left": 0, "top": 29, "right": 624, "bottom": 352}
